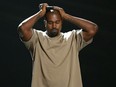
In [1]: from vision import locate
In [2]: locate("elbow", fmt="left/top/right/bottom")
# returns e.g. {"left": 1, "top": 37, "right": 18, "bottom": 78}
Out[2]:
{"left": 90, "top": 24, "right": 98, "bottom": 36}
{"left": 17, "top": 22, "right": 28, "bottom": 34}
{"left": 83, "top": 23, "right": 98, "bottom": 41}
{"left": 17, "top": 22, "right": 22, "bottom": 31}
{"left": 17, "top": 22, "right": 33, "bottom": 41}
{"left": 17, "top": 22, "right": 25, "bottom": 32}
{"left": 94, "top": 24, "right": 98, "bottom": 34}
{"left": 17, "top": 23, "right": 26, "bottom": 37}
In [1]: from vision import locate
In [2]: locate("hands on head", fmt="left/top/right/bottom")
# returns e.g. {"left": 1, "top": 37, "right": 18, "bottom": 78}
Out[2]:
{"left": 39, "top": 3, "right": 66, "bottom": 19}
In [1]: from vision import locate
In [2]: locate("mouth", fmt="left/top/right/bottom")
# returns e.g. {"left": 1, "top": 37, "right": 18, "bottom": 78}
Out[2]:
{"left": 49, "top": 29, "right": 59, "bottom": 37}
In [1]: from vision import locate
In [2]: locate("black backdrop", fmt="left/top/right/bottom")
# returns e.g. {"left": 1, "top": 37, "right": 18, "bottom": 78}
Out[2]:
{"left": 0, "top": 0, "right": 116, "bottom": 87}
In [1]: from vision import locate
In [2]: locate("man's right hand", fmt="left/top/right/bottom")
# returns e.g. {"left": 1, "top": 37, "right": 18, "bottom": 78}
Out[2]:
{"left": 39, "top": 3, "right": 48, "bottom": 17}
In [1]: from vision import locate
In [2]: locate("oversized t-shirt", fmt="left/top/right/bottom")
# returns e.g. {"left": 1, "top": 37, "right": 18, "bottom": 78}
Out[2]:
{"left": 22, "top": 29, "right": 92, "bottom": 87}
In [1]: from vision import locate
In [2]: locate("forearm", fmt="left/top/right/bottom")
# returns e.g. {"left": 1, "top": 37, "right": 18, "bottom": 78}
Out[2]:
{"left": 18, "top": 10, "right": 44, "bottom": 30}
{"left": 17, "top": 3, "right": 48, "bottom": 41}
{"left": 63, "top": 13, "right": 98, "bottom": 32}
{"left": 63, "top": 13, "right": 98, "bottom": 41}
{"left": 17, "top": 10, "right": 45, "bottom": 41}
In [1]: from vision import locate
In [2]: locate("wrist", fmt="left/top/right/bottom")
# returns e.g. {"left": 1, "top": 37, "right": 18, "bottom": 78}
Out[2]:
{"left": 63, "top": 13, "right": 70, "bottom": 20}
{"left": 38, "top": 9, "right": 46, "bottom": 18}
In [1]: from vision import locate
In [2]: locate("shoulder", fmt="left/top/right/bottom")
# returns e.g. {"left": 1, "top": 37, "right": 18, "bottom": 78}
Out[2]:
{"left": 63, "top": 29, "right": 82, "bottom": 36}
{"left": 33, "top": 29, "right": 47, "bottom": 37}
{"left": 61, "top": 29, "right": 81, "bottom": 40}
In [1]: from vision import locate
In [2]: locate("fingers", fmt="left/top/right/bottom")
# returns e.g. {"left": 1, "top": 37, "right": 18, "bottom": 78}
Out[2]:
{"left": 53, "top": 6, "right": 64, "bottom": 14}
{"left": 38, "top": 3, "right": 49, "bottom": 17}
{"left": 53, "top": 6, "right": 65, "bottom": 18}
{"left": 53, "top": 6, "right": 63, "bottom": 11}
{"left": 38, "top": 4, "right": 65, "bottom": 18}
{"left": 39, "top": 3, "right": 48, "bottom": 10}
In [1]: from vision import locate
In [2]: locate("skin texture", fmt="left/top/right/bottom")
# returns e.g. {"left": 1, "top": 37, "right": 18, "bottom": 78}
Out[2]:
{"left": 17, "top": 3, "right": 98, "bottom": 41}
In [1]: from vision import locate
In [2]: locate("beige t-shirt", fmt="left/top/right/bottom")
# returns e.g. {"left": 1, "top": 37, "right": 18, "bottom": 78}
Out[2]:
{"left": 22, "top": 29, "right": 92, "bottom": 87}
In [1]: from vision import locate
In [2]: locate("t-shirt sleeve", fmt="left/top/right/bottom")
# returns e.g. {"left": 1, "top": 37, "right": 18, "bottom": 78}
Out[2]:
{"left": 75, "top": 29, "right": 93, "bottom": 51}
{"left": 21, "top": 29, "right": 38, "bottom": 50}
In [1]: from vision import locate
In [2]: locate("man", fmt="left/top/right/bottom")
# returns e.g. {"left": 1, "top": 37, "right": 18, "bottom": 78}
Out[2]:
{"left": 17, "top": 3, "right": 98, "bottom": 87}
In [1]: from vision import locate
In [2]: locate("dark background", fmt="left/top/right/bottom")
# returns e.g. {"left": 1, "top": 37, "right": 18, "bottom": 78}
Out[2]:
{"left": 0, "top": 0, "right": 116, "bottom": 87}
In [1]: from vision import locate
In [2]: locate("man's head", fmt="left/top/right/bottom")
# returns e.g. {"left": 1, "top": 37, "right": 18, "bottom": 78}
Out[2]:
{"left": 44, "top": 8, "right": 63, "bottom": 37}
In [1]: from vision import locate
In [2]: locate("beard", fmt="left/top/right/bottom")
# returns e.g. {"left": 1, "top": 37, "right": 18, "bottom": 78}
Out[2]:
{"left": 48, "top": 29, "right": 59, "bottom": 37}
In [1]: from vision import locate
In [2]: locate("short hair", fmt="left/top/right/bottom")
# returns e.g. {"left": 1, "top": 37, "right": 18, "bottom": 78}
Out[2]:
{"left": 44, "top": 7, "right": 62, "bottom": 20}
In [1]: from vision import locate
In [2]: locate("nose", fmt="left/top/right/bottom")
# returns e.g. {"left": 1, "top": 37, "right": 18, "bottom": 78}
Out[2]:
{"left": 52, "top": 23, "right": 56, "bottom": 29}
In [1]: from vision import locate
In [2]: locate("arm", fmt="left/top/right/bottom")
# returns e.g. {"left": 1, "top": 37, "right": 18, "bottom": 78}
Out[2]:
{"left": 54, "top": 6, "right": 98, "bottom": 42}
{"left": 17, "top": 3, "right": 48, "bottom": 41}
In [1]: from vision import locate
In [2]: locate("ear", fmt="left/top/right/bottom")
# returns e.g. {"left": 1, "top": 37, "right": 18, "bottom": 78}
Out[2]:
{"left": 44, "top": 20, "right": 47, "bottom": 28}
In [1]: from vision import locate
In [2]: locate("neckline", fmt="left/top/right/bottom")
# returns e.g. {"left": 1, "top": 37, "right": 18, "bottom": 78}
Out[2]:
{"left": 45, "top": 31, "right": 63, "bottom": 40}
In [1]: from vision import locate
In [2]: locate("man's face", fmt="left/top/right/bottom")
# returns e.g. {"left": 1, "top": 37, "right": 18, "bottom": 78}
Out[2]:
{"left": 45, "top": 12, "right": 62, "bottom": 37}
